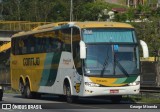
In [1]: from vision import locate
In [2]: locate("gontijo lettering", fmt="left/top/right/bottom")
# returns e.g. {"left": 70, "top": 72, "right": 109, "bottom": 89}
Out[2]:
{"left": 23, "top": 57, "right": 40, "bottom": 66}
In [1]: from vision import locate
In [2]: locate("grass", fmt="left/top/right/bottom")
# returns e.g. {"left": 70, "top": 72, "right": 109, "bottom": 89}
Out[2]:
{"left": 123, "top": 93, "right": 160, "bottom": 103}
{"left": 4, "top": 89, "right": 20, "bottom": 94}
{"left": 140, "top": 98, "right": 160, "bottom": 103}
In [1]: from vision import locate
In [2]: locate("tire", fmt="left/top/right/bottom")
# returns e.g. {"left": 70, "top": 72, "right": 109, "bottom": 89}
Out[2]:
{"left": 19, "top": 82, "right": 26, "bottom": 98}
{"left": 25, "top": 82, "right": 34, "bottom": 99}
{"left": 0, "top": 90, "right": 3, "bottom": 101}
{"left": 0, "top": 97, "right": 2, "bottom": 101}
{"left": 110, "top": 95, "right": 122, "bottom": 104}
{"left": 65, "top": 84, "right": 77, "bottom": 103}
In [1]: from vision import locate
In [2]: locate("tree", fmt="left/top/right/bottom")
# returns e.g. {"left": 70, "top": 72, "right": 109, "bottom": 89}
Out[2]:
{"left": 76, "top": 1, "right": 109, "bottom": 21}
{"left": 0, "top": 0, "right": 4, "bottom": 20}
{"left": 114, "top": 13, "right": 127, "bottom": 22}
{"left": 126, "top": 8, "right": 135, "bottom": 22}
{"left": 14, "top": 0, "right": 21, "bottom": 21}
{"left": 132, "top": 17, "right": 160, "bottom": 58}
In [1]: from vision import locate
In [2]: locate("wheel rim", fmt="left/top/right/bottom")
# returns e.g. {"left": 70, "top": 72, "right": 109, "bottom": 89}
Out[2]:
{"left": 26, "top": 86, "right": 30, "bottom": 97}
{"left": 19, "top": 82, "right": 25, "bottom": 95}
{"left": 66, "top": 86, "right": 72, "bottom": 102}
{"left": 66, "top": 87, "right": 70, "bottom": 96}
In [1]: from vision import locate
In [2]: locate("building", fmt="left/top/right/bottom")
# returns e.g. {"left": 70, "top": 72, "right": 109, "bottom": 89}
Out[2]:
{"left": 105, "top": 0, "right": 159, "bottom": 8}
{"left": 158, "top": 0, "right": 160, "bottom": 7}
{"left": 105, "top": 0, "right": 144, "bottom": 6}
{"left": 126, "top": 0, "right": 145, "bottom": 7}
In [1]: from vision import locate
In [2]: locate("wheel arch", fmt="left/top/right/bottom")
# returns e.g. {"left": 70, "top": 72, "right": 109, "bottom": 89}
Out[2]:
{"left": 63, "top": 76, "right": 73, "bottom": 95}
{"left": 19, "top": 75, "right": 25, "bottom": 85}
{"left": 25, "top": 76, "right": 32, "bottom": 91}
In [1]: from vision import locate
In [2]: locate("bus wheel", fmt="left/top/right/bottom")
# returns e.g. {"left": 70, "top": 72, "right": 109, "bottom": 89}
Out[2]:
{"left": 65, "top": 84, "right": 77, "bottom": 103}
{"left": 19, "top": 82, "right": 26, "bottom": 98}
{"left": 26, "top": 82, "right": 33, "bottom": 99}
{"left": 0, "top": 89, "right": 3, "bottom": 101}
{"left": 110, "top": 95, "right": 122, "bottom": 104}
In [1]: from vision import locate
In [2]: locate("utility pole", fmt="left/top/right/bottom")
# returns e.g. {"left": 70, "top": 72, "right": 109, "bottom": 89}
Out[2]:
{"left": 127, "top": 0, "right": 130, "bottom": 7}
{"left": 70, "top": 0, "right": 73, "bottom": 22}
{"left": 0, "top": 0, "right": 3, "bottom": 20}
{"left": 157, "top": 0, "right": 160, "bottom": 7}
{"left": 134, "top": 0, "right": 137, "bottom": 8}
{"left": 148, "top": 0, "right": 151, "bottom": 6}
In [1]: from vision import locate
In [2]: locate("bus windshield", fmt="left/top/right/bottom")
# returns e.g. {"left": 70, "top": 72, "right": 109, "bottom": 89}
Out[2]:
{"left": 82, "top": 28, "right": 139, "bottom": 77}
{"left": 82, "top": 28, "right": 136, "bottom": 43}
{"left": 84, "top": 44, "right": 139, "bottom": 77}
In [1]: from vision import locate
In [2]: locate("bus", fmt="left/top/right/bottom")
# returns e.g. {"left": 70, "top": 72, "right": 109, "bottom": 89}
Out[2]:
{"left": 11, "top": 22, "right": 149, "bottom": 103}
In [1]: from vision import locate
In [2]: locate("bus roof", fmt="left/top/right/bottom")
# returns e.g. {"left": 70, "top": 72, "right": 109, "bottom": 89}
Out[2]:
{"left": 12, "top": 21, "right": 134, "bottom": 38}
{"left": 74, "top": 22, "right": 134, "bottom": 29}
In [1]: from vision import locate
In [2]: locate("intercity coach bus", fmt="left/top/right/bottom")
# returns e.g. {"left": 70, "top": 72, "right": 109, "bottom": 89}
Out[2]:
{"left": 11, "top": 22, "right": 149, "bottom": 103}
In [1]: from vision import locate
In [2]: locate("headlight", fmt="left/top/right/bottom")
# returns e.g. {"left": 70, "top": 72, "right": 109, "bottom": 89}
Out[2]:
{"left": 85, "top": 82, "right": 100, "bottom": 87}
{"left": 128, "top": 81, "right": 140, "bottom": 86}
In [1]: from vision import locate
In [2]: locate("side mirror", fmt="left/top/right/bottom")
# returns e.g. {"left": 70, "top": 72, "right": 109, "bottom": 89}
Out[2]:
{"left": 140, "top": 40, "right": 149, "bottom": 58}
{"left": 79, "top": 41, "right": 86, "bottom": 59}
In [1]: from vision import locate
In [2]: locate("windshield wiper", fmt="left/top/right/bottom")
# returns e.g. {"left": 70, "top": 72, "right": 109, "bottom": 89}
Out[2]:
{"left": 100, "top": 48, "right": 109, "bottom": 76}
{"left": 100, "top": 57, "right": 109, "bottom": 76}
{"left": 114, "top": 57, "right": 129, "bottom": 77}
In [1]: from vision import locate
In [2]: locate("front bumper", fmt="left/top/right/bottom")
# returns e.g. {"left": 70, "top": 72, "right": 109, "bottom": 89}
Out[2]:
{"left": 82, "top": 85, "right": 140, "bottom": 97}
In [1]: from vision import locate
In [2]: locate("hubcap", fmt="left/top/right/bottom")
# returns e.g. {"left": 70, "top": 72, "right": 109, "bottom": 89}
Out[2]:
{"left": 27, "top": 86, "right": 30, "bottom": 96}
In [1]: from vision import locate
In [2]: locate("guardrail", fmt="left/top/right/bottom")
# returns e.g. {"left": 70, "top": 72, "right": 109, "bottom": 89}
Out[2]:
{"left": 0, "top": 21, "right": 51, "bottom": 31}
{"left": 0, "top": 83, "right": 11, "bottom": 86}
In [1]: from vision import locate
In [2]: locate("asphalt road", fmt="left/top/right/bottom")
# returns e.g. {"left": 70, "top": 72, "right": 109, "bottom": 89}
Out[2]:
{"left": 0, "top": 93, "right": 159, "bottom": 112}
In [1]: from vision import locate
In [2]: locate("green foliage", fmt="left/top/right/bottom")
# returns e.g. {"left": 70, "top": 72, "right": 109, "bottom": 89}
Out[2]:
{"left": 153, "top": 7, "right": 160, "bottom": 17}
{"left": 0, "top": 0, "right": 69, "bottom": 21}
{"left": 76, "top": 1, "right": 108, "bottom": 21}
{"left": 126, "top": 8, "right": 135, "bottom": 21}
{"left": 0, "top": 0, "right": 127, "bottom": 22}
{"left": 131, "top": 17, "right": 160, "bottom": 57}
{"left": 114, "top": 13, "right": 127, "bottom": 22}
{"left": 123, "top": 94, "right": 160, "bottom": 103}
{"left": 113, "top": 4, "right": 160, "bottom": 57}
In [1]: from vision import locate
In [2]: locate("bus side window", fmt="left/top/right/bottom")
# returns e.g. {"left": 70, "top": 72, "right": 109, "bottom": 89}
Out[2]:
{"left": 38, "top": 38, "right": 42, "bottom": 53}
{"left": 35, "top": 37, "right": 39, "bottom": 53}
{"left": 24, "top": 38, "right": 27, "bottom": 54}
{"left": 15, "top": 38, "right": 19, "bottom": 55}
{"left": 48, "top": 38, "right": 54, "bottom": 52}
{"left": 30, "top": 35, "right": 35, "bottom": 53}
{"left": 72, "top": 27, "right": 82, "bottom": 74}
{"left": 12, "top": 39, "right": 16, "bottom": 55}
{"left": 46, "top": 38, "right": 50, "bottom": 52}
{"left": 22, "top": 38, "right": 27, "bottom": 54}
{"left": 73, "top": 44, "right": 82, "bottom": 75}
{"left": 26, "top": 38, "right": 31, "bottom": 54}
{"left": 37, "top": 38, "right": 42, "bottom": 53}
{"left": 55, "top": 40, "right": 62, "bottom": 52}
{"left": 61, "top": 28, "right": 71, "bottom": 52}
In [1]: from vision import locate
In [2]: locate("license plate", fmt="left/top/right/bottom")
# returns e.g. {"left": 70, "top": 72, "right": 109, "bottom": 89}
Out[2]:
{"left": 110, "top": 90, "right": 119, "bottom": 94}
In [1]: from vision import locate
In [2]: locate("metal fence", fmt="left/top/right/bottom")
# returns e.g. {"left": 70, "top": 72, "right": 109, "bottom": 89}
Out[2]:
{"left": 0, "top": 21, "right": 51, "bottom": 31}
